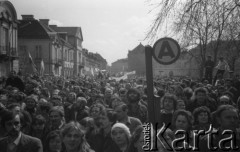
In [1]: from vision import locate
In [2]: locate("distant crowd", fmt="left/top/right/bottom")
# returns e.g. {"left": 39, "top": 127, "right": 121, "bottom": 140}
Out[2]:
{"left": 0, "top": 68, "right": 240, "bottom": 152}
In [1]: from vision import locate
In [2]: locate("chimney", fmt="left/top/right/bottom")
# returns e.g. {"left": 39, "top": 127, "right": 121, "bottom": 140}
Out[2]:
{"left": 39, "top": 19, "right": 49, "bottom": 26}
{"left": 21, "top": 15, "right": 35, "bottom": 20}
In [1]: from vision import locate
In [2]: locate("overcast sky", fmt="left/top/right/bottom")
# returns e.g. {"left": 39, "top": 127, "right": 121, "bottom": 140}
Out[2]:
{"left": 9, "top": 0, "right": 157, "bottom": 65}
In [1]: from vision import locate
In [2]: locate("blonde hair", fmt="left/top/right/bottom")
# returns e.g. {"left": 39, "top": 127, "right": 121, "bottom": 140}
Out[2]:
{"left": 61, "top": 121, "right": 93, "bottom": 152}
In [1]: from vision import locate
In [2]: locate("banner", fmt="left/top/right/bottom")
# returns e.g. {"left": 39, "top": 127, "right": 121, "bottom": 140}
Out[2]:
{"left": 110, "top": 71, "right": 136, "bottom": 81}
{"left": 40, "top": 59, "right": 45, "bottom": 76}
{"left": 28, "top": 51, "right": 38, "bottom": 74}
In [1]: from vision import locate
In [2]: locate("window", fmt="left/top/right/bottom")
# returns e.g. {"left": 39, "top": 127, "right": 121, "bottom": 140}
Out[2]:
{"left": 0, "top": 27, "right": 8, "bottom": 54}
{"left": 71, "top": 52, "right": 74, "bottom": 61}
{"left": 58, "top": 49, "right": 62, "bottom": 59}
{"left": 69, "top": 51, "right": 74, "bottom": 62}
{"left": 19, "top": 45, "right": 27, "bottom": 57}
{"left": 35, "top": 45, "right": 42, "bottom": 58}
{"left": 67, "top": 51, "right": 71, "bottom": 62}
{"left": 55, "top": 48, "right": 58, "bottom": 60}
{"left": 79, "top": 52, "right": 82, "bottom": 62}
{"left": 65, "top": 50, "right": 69, "bottom": 61}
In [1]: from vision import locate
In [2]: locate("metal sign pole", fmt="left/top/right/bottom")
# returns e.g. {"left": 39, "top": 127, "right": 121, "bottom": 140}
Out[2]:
{"left": 145, "top": 45, "right": 156, "bottom": 124}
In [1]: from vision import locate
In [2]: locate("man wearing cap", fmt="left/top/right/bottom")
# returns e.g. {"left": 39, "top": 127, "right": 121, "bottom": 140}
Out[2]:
{"left": 65, "top": 97, "right": 89, "bottom": 122}
{"left": 204, "top": 56, "right": 214, "bottom": 83}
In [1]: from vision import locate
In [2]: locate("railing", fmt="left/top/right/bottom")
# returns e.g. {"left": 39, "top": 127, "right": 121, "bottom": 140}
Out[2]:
{"left": 0, "top": 46, "right": 7, "bottom": 55}
{"left": 0, "top": 46, "right": 18, "bottom": 59}
{"left": 54, "top": 59, "right": 63, "bottom": 67}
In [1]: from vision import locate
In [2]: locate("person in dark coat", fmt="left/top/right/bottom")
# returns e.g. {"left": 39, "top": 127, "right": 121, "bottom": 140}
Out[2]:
{"left": 204, "top": 56, "right": 214, "bottom": 84}
{"left": 5, "top": 71, "right": 25, "bottom": 92}
{"left": 65, "top": 97, "right": 89, "bottom": 123}
{"left": 0, "top": 110, "right": 43, "bottom": 152}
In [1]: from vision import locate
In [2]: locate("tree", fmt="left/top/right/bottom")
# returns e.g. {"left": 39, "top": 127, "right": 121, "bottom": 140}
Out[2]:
{"left": 221, "top": 8, "right": 240, "bottom": 71}
{"left": 146, "top": 0, "right": 240, "bottom": 78}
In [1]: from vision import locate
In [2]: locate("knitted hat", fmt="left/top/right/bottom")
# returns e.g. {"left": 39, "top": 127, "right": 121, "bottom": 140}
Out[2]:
{"left": 111, "top": 123, "right": 131, "bottom": 140}
{"left": 26, "top": 94, "right": 38, "bottom": 103}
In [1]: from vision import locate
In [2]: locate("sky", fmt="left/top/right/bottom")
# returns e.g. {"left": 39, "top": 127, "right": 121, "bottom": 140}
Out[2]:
{"left": 9, "top": 0, "right": 157, "bottom": 65}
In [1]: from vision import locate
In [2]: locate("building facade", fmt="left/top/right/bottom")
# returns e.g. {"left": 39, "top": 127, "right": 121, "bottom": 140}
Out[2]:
{"left": 152, "top": 51, "right": 199, "bottom": 78}
{"left": 128, "top": 43, "right": 146, "bottom": 75}
{"left": 111, "top": 58, "right": 128, "bottom": 74}
{"left": 82, "top": 48, "right": 107, "bottom": 76}
{"left": 0, "top": 1, "right": 18, "bottom": 77}
{"left": 18, "top": 15, "right": 65, "bottom": 76}
{"left": 127, "top": 43, "right": 200, "bottom": 78}
{"left": 18, "top": 15, "right": 107, "bottom": 78}
{"left": 50, "top": 25, "right": 84, "bottom": 76}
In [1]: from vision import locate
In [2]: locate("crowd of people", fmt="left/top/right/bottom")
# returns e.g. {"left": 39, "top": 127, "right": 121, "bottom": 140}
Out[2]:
{"left": 0, "top": 69, "right": 240, "bottom": 152}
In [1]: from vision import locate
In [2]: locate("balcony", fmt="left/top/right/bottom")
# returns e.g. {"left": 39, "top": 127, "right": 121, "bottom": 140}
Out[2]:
{"left": 0, "top": 46, "right": 18, "bottom": 61}
{"left": 0, "top": 46, "right": 7, "bottom": 55}
{"left": 54, "top": 59, "right": 62, "bottom": 67}
{"left": 78, "top": 61, "right": 85, "bottom": 68}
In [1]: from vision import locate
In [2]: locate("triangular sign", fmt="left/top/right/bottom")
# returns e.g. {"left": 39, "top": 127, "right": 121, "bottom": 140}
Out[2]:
{"left": 158, "top": 41, "right": 175, "bottom": 59}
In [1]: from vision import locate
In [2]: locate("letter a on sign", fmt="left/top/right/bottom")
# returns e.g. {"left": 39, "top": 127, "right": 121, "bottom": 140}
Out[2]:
{"left": 153, "top": 37, "right": 181, "bottom": 65}
{"left": 158, "top": 41, "right": 175, "bottom": 59}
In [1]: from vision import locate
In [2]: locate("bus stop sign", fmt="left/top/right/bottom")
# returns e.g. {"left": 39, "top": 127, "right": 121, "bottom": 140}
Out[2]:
{"left": 152, "top": 37, "right": 180, "bottom": 65}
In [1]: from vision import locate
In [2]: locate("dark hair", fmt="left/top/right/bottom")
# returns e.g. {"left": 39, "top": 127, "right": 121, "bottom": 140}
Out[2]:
{"left": 183, "top": 87, "right": 193, "bottom": 99}
{"left": 49, "top": 106, "right": 65, "bottom": 117}
{"left": 0, "top": 110, "right": 23, "bottom": 129}
{"left": 215, "top": 105, "right": 238, "bottom": 118}
{"left": 7, "top": 103, "right": 21, "bottom": 111}
{"left": 45, "top": 130, "right": 61, "bottom": 152}
{"left": 105, "top": 110, "right": 117, "bottom": 123}
{"left": 162, "top": 93, "right": 177, "bottom": 111}
{"left": 194, "top": 87, "right": 208, "bottom": 95}
{"left": 172, "top": 109, "right": 193, "bottom": 131}
{"left": 119, "top": 88, "right": 127, "bottom": 95}
{"left": 38, "top": 100, "right": 52, "bottom": 112}
{"left": 95, "top": 109, "right": 117, "bottom": 127}
{"left": 114, "top": 103, "right": 128, "bottom": 114}
{"left": 79, "top": 117, "right": 94, "bottom": 129}
{"left": 157, "top": 89, "right": 165, "bottom": 97}
{"left": 51, "top": 96, "right": 63, "bottom": 106}
{"left": 176, "top": 99, "right": 186, "bottom": 107}
{"left": 126, "top": 88, "right": 141, "bottom": 101}
{"left": 193, "top": 106, "right": 211, "bottom": 125}
{"left": 32, "top": 114, "right": 46, "bottom": 125}
{"left": 89, "top": 103, "right": 106, "bottom": 115}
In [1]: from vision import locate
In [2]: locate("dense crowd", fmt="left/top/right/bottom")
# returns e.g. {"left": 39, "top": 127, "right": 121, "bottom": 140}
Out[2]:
{"left": 0, "top": 70, "right": 240, "bottom": 152}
